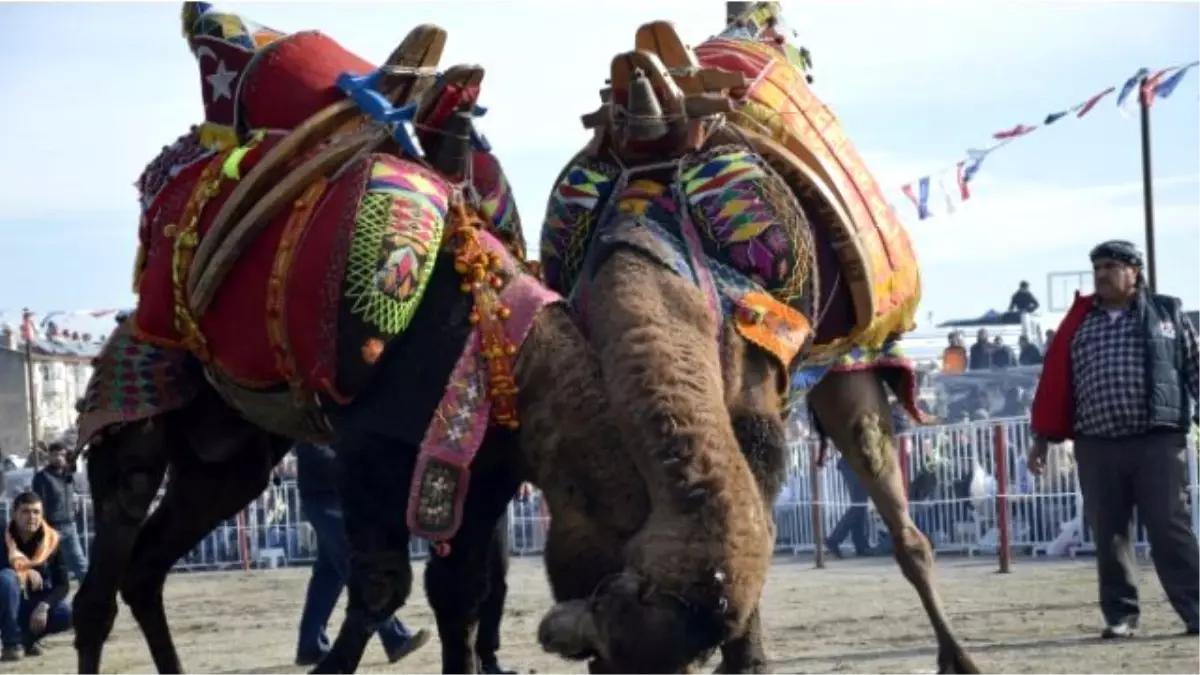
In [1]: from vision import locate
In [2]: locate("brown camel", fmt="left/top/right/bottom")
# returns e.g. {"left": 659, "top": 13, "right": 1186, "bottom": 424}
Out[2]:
{"left": 533, "top": 9, "right": 980, "bottom": 674}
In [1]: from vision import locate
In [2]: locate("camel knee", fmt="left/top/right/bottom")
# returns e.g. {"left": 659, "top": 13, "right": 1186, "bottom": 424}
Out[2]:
{"left": 72, "top": 591, "right": 118, "bottom": 642}
{"left": 347, "top": 551, "right": 412, "bottom": 625}
{"left": 729, "top": 411, "right": 787, "bottom": 502}
{"left": 118, "top": 574, "right": 162, "bottom": 616}
{"left": 889, "top": 522, "right": 935, "bottom": 578}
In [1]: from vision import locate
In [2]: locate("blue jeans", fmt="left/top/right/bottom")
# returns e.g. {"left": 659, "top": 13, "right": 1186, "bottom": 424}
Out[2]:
{"left": 0, "top": 569, "right": 71, "bottom": 648}
{"left": 296, "top": 496, "right": 413, "bottom": 660}
{"left": 52, "top": 524, "right": 88, "bottom": 581}
{"left": 828, "top": 460, "right": 871, "bottom": 554}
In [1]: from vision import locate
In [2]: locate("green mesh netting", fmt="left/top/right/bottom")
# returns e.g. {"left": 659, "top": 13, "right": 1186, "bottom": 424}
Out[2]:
{"left": 343, "top": 190, "right": 445, "bottom": 336}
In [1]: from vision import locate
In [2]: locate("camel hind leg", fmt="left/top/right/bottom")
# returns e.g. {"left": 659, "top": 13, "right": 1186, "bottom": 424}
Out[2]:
{"left": 120, "top": 422, "right": 289, "bottom": 674}
{"left": 74, "top": 422, "right": 170, "bottom": 674}
{"left": 807, "top": 369, "right": 979, "bottom": 674}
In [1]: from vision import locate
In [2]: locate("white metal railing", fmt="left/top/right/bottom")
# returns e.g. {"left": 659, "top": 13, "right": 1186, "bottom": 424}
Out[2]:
{"left": 5, "top": 417, "right": 1197, "bottom": 573}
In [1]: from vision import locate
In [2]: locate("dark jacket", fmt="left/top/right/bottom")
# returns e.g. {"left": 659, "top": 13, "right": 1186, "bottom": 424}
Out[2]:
{"left": 1018, "top": 343, "right": 1044, "bottom": 366}
{"left": 2, "top": 522, "right": 70, "bottom": 608}
{"left": 968, "top": 342, "right": 991, "bottom": 370}
{"left": 990, "top": 346, "right": 1015, "bottom": 369}
{"left": 31, "top": 469, "right": 75, "bottom": 527}
{"left": 294, "top": 443, "right": 339, "bottom": 502}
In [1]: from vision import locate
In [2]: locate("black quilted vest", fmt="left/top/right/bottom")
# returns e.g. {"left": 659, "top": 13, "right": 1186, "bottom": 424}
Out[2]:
{"left": 1142, "top": 293, "right": 1190, "bottom": 431}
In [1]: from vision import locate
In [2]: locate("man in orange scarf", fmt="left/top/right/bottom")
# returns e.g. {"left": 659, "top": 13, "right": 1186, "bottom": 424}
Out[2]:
{"left": 1, "top": 492, "right": 72, "bottom": 662}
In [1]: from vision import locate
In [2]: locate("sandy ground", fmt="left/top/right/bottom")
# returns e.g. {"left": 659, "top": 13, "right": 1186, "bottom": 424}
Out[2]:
{"left": 14, "top": 556, "right": 1199, "bottom": 674}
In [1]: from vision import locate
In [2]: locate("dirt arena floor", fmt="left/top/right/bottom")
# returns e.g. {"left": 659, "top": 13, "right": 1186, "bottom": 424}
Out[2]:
{"left": 17, "top": 556, "right": 1200, "bottom": 674}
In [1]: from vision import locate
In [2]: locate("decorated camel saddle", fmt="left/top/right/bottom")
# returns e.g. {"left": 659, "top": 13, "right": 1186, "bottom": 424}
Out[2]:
{"left": 82, "top": 3, "right": 539, "bottom": 504}
{"left": 542, "top": 2, "right": 923, "bottom": 385}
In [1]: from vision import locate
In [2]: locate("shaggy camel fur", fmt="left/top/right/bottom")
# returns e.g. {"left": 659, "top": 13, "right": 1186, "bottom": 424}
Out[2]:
{"left": 71, "top": 253, "right": 621, "bottom": 675}
{"left": 538, "top": 249, "right": 776, "bottom": 674}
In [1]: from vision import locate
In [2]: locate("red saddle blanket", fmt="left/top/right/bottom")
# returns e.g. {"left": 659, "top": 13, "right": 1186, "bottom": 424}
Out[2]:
{"left": 133, "top": 133, "right": 522, "bottom": 396}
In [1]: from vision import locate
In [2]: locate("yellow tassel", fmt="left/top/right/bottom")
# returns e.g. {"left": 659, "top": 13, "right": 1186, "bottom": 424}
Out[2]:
{"left": 222, "top": 130, "right": 265, "bottom": 180}
{"left": 197, "top": 123, "right": 238, "bottom": 153}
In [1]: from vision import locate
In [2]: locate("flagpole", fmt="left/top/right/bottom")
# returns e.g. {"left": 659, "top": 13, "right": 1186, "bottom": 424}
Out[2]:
{"left": 1137, "top": 77, "right": 1158, "bottom": 293}
{"left": 21, "top": 309, "right": 41, "bottom": 470}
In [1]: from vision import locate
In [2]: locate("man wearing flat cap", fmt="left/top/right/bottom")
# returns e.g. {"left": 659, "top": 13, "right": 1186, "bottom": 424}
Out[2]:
{"left": 1029, "top": 239, "right": 1199, "bottom": 639}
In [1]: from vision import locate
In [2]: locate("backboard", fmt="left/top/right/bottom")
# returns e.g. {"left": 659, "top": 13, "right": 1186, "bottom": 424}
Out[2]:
{"left": 1046, "top": 270, "right": 1093, "bottom": 312}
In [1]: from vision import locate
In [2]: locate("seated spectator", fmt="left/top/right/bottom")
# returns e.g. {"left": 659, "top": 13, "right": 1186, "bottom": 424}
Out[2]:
{"left": 1, "top": 492, "right": 71, "bottom": 661}
{"left": 989, "top": 336, "right": 1015, "bottom": 368}
{"left": 1017, "top": 335, "right": 1043, "bottom": 366}
{"left": 968, "top": 329, "right": 992, "bottom": 370}
{"left": 941, "top": 332, "right": 967, "bottom": 373}
{"left": 1008, "top": 281, "right": 1040, "bottom": 314}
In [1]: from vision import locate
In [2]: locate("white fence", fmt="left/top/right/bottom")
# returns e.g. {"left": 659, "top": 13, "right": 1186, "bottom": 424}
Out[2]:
{"left": 9, "top": 417, "right": 1200, "bottom": 573}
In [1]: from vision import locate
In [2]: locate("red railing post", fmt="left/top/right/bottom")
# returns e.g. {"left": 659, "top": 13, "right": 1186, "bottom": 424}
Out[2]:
{"left": 993, "top": 424, "right": 1012, "bottom": 573}
{"left": 237, "top": 509, "right": 251, "bottom": 572}
{"left": 810, "top": 441, "right": 825, "bottom": 570}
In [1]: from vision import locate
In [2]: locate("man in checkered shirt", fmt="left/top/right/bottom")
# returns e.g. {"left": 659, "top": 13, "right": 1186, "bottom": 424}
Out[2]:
{"left": 1029, "top": 239, "right": 1199, "bottom": 639}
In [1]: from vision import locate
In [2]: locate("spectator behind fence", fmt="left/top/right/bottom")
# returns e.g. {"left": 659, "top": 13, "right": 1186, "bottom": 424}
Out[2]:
{"left": 1030, "top": 239, "right": 1200, "bottom": 639}
{"left": 30, "top": 443, "right": 86, "bottom": 581}
{"left": 1017, "top": 335, "right": 1044, "bottom": 366}
{"left": 990, "top": 336, "right": 1015, "bottom": 369}
{"left": 824, "top": 454, "right": 871, "bottom": 558}
{"left": 1, "top": 492, "right": 72, "bottom": 662}
{"left": 969, "top": 329, "right": 992, "bottom": 371}
{"left": 1008, "top": 280, "right": 1041, "bottom": 314}
{"left": 942, "top": 332, "right": 968, "bottom": 374}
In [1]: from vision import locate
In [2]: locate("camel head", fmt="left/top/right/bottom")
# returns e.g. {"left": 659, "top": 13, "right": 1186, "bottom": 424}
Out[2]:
{"left": 538, "top": 573, "right": 726, "bottom": 673}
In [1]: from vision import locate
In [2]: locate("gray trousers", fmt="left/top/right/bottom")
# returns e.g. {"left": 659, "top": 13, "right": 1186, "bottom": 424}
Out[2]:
{"left": 1075, "top": 431, "right": 1200, "bottom": 628}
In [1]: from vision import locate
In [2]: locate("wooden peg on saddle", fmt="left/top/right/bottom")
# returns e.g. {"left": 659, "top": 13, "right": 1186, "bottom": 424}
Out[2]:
{"left": 682, "top": 92, "right": 739, "bottom": 119}
{"left": 635, "top": 20, "right": 749, "bottom": 97}
{"left": 415, "top": 64, "right": 488, "bottom": 176}
{"left": 375, "top": 24, "right": 447, "bottom": 102}
{"left": 608, "top": 50, "right": 684, "bottom": 146}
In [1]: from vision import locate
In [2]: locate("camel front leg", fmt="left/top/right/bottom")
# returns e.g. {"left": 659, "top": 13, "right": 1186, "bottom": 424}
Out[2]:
{"left": 537, "top": 248, "right": 772, "bottom": 673}
{"left": 808, "top": 369, "right": 979, "bottom": 675}
{"left": 315, "top": 429, "right": 415, "bottom": 675}
{"left": 718, "top": 336, "right": 789, "bottom": 674}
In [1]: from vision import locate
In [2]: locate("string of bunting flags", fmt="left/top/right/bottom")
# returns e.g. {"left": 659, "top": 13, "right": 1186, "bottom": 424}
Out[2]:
{"left": 0, "top": 308, "right": 127, "bottom": 343}
{"left": 895, "top": 60, "right": 1199, "bottom": 222}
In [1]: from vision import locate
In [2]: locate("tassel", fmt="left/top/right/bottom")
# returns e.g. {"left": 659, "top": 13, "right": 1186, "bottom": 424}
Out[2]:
{"left": 197, "top": 122, "right": 238, "bottom": 152}
{"left": 180, "top": 2, "right": 212, "bottom": 38}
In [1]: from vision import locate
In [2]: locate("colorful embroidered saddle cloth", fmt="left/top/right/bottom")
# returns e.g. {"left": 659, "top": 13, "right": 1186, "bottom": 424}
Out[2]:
{"left": 550, "top": 4, "right": 921, "bottom": 360}
{"left": 406, "top": 228, "right": 560, "bottom": 547}
{"left": 75, "top": 320, "right": 198, "bottom": 451}
{"left": 547, "top": 154, "right": 813, "bottom": 378}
